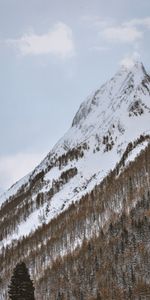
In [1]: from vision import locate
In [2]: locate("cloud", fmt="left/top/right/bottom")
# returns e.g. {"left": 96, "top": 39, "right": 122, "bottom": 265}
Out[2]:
{"left": 120, "top": 52, "right": 141, "bottom": 68}
{"left": 7, "top": 22, "right": 75, "bottom": 59}
{"left": 82, "top": 15, "right": 150, "bottom": 45}
{"left": 0, "top": 152, "right": 44, "bottom": 190}
{"left": 100, "top": 25, "right": 142, "bottom": 43}
{"left": 124, "top": 17, "right": 150, "bottom": 29}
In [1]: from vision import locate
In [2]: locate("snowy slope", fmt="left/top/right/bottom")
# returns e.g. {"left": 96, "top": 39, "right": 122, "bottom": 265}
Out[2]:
{"left": 0, "top": 61, "right": 150, "bottom": 248}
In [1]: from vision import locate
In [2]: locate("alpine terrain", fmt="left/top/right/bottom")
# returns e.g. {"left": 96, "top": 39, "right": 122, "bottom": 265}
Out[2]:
{"left": 0, "top": 61, "right": 150, "bottom": 299}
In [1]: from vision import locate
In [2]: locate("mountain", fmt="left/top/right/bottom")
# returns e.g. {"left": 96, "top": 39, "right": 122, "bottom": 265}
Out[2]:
{"left": 0, "top": 61, "right": 150, "bottom": 243}
{"left": 0, "top": 61, "right": 150, "bottom": 299}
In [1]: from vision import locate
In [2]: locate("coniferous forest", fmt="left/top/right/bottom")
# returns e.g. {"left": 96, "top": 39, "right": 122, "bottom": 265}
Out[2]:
{"left": 8, "top": 262, "right": 35, "bottom": 300}
{"left": 1, "top": 141, "right": 150, "bottom": 299}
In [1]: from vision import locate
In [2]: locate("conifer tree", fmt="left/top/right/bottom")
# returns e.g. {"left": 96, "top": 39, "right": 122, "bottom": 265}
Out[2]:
{"left": 8, "top": 262, "right": 35, "bottom": 300}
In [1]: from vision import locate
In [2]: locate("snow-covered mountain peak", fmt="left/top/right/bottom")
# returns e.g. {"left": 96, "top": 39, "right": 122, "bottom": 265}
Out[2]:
{"left": 0, "top": 57, "right": 150, "bottom": 300}
{"left": 71, "top": 61, "right": 149, "bottom": 129}
{"left": 120, "top": 60, "right": 145, "bottom": 72}
{"left": 0, "top": 62, "right": 150, "bottom": 247}
{"left": 36, "top": 61, "right": 150, "bottom": 174}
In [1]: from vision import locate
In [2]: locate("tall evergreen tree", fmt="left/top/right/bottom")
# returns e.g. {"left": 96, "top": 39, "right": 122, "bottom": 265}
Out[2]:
{"left": 8, "top": 262, "right": 35, "bottom": 300}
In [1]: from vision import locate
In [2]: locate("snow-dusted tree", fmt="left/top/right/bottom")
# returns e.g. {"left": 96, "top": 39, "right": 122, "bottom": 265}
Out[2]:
{"left": 8, "top": 262, "right": 35, "bottom": 300}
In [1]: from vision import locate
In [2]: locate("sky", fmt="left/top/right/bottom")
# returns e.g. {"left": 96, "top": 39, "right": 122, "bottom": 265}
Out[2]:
{"left": 0, "top": 0, "right": 150, "bottom": 191}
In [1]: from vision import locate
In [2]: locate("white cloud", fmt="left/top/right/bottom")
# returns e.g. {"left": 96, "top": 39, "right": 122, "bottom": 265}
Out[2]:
{"left": 0, "top": 187, "right": 4, "bottom": 196}
{"left": 124, "top": 17, "right": 150, "bottom": 29}
{"left": 0, "top": 152, "right": 44, "bottom": 190}
{"left": 7, "top": 22, "right": 75, "bottom": 59}
{"left": 81, "top": 15, "right": 150, "bottom": 45}
{"left": 120, "top": 52, "right": 141, "bottom": 68}
{"left": 100, "top": 25, "right": 142, "bottom": 43}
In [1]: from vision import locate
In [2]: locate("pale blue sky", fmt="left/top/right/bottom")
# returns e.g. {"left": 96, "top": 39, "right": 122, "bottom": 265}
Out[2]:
{"left": 0, "top": 0, "right": 150, "bottom": 190}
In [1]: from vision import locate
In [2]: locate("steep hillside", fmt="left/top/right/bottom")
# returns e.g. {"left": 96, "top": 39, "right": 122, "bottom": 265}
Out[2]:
{"left": 1, "top": 138, "right": 150, "bottom": 300}
{"left": 0, "top": 61, "right": 150, "bottom": 299}
{"left": 34, "top": 144, "right": 150, "bottom": 300}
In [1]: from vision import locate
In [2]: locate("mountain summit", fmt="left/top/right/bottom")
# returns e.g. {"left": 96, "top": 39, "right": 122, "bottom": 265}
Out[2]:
{"left": 0, "top": 61, "right": 150, "bottom": 300}
{"left": 0, "top": 62, "right": 150, "bottom": 244}
{"left": 71, "top": 61, "right": 148, "bottom": 128}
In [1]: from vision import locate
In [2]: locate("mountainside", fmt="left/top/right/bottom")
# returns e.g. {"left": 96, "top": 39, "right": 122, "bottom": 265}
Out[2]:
{"left": 0, "top": 61, "right": 150, "bottom": 299}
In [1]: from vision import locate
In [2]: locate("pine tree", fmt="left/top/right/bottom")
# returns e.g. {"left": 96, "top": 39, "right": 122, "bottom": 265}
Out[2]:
{"left": 8, "top": 262, "right": 35, "bottom": 300}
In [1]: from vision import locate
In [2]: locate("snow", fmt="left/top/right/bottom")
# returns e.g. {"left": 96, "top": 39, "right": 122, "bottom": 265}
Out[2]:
{"left": 0, "top": 208, "right": 40, "bottom": 249}
{"left": 126, "top": 141, "right": 149, "bottom": 164}
{"left": 1, "top": 61, "right": 150, "bottom": 249}
{"left": 0, "top": 173, "right": 31, "bottom": 206}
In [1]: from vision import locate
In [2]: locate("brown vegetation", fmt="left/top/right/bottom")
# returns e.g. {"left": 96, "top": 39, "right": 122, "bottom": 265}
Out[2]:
{"left": 0, "top": 138, "right": 150, "bottom": 299}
